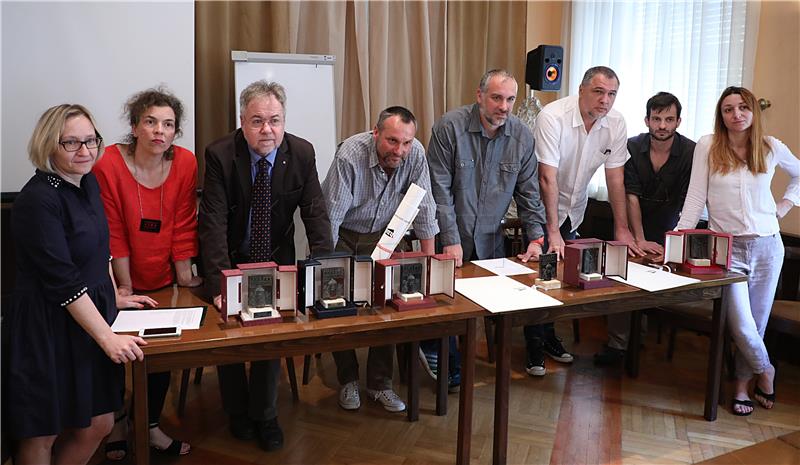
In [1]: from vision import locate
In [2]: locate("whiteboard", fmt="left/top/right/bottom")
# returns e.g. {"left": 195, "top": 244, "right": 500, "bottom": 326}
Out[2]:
{"left": 1, "top": 1, "right": 195, "bottom": 194}
{"left": 233, "top": 51, "right": 338, "bottom": 258}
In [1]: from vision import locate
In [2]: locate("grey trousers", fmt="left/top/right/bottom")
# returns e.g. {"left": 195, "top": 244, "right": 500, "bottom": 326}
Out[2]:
{"left": 606, "top": 313, "right": 648, "bottom": 351}
{"left": 332, "top": 228, "right": 395, "bottom": 390}
{"left": 332, "top": 345, "right": 394, "bottom": 390}
{"left": 726, "top": 234, "right": 783, "bottom": 380}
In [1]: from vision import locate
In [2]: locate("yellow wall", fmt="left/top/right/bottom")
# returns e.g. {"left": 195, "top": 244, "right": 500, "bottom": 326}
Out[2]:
{"left": 525, "top": 1, "right": 564, "bottom": 107}
{"left": 753, "top": 1, "right": 800, "bottom": 237}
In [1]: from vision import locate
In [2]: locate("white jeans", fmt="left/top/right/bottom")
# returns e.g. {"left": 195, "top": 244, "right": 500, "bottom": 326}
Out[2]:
{"left": 725, "top": 233, "right": 784, "bottom": 380}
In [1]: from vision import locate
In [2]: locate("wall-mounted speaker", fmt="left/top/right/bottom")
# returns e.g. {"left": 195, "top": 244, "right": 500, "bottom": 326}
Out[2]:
{"left": 525, "top": 45, "right": 563, "bottom": 92}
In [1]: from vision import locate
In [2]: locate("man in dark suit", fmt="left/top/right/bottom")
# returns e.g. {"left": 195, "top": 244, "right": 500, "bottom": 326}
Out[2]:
{"left": 199, "top": 80, "right": 333, "bottom": 451}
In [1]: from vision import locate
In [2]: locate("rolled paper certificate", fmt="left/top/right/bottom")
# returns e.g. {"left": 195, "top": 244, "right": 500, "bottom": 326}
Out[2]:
{"left": 371, "top": 183, "right": 426, "bottom": 260}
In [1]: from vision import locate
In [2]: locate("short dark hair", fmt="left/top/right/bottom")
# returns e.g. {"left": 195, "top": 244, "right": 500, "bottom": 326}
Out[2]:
{"left": 580, "top": 66, "right": 620, "bottom": 88}
{"left": 479, "top": 69, "right": 515, "bottom": 93}
{"left": 376, "top": 106, "right": 416, "bottom": 130}
{"left": 646, "top": 92, "right": 682, "bottom": 119}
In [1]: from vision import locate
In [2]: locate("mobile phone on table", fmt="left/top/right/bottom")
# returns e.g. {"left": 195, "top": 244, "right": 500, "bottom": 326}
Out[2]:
{"left": 138, "top": 326, "right": 181, "bottom": 338}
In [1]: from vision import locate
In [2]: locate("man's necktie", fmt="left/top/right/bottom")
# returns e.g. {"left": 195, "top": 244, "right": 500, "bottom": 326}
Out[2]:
{"left": 250, "top": 157, "right": 272, "bottom": 262}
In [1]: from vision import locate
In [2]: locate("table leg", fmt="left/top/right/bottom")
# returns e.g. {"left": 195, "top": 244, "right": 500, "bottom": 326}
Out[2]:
{"left": 407, "top": 341, "right": 420, "bottom": 422}
{"left": 492, "top": 315, "right": 511, "bottom": 465}
{"left": 457, "top": 318, "right": 476, "bottom": 465}
{"left": 626, "top": 310, "right": 643, "bottom": 378}
{"left": 436, "top": 336, "right": 449, "bottom": 416}
{"left": 178, "top": 369, "right": 190, "bottom": 417}
{"left": 132, "top": 360, "right": 149, "bottom": 465}
{"left": 705, "top": 296, "right": 727, "bottom": 421}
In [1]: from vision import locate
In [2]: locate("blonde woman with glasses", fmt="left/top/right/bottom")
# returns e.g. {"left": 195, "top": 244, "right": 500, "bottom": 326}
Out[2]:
{"left": 2, "top": 104, "right": 155, "bottom": 464}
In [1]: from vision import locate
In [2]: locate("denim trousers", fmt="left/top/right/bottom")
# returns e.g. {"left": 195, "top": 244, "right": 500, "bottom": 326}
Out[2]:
{"left": 523, "top": 218, "right": 576, "bottom": 347}
{"left": 725, "top": 233, "right": 783, "bottom": 380}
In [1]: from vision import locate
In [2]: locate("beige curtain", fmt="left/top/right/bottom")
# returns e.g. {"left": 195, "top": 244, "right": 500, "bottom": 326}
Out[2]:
{"left": 345, "top": 1, "right": 447, "bottom": 149}
{"left": 195, "top": 1, "right": 347, "bottom": 180}
{"left": 195, "top": 1, "right": 527, "bottom": 180}
{"left": 445, "top": 1, "right": 528, "bottom": 111}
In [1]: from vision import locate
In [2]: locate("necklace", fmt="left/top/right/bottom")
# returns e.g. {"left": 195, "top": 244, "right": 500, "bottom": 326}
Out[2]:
{"left": 131, "top": 149, "right": 165, "bottom": 233}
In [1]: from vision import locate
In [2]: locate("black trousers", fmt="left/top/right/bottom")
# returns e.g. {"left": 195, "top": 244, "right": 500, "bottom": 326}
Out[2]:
{"left": 146, "top": 371, "right": 171, "bottom": 426}
{"left": 217, "top": 361, "right": 280, "bottom": 421}
{"left": 217, "top": 253, "right": 280, "bottom": 422}
{"left": 123, "top": 371, "right": 170, "bottom": 426}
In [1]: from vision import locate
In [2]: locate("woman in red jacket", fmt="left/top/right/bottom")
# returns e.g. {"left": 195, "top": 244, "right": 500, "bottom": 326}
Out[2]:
{"left": 93, "top": 87, "right": 200, "bottom": 458}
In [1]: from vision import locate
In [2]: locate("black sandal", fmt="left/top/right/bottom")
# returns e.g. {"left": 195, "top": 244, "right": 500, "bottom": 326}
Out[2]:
{"left": 731, "top": 398, "right": 754, "bottom": 416}
{"left": 152, "top": 439, "right": 191, "bottom": 456}
{"left": 149, "top": 423, "right": 191, "bottom": 456}
{"left": 754, "top": 385, "right": 776, "bottom": 409}
{"left": 105, "top": 413, "right": 129, "bottom": 461}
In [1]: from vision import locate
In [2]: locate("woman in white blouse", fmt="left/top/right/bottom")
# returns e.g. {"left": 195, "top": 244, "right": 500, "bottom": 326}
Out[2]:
{"left": 677, "top": 86, "right": 800, "bottom": 416}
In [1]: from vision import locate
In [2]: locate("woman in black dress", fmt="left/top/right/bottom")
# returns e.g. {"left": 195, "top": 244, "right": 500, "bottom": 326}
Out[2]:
{"left": 3, "top": 104, "right": 156, "bottom": 464}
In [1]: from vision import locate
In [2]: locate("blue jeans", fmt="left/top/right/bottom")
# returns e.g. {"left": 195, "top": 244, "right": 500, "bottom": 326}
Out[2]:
{"left": 419, "top": 336, "right": 461, "bottom": 376}
{"left": 524, "top": 218, "right": 577, "bottom": 349}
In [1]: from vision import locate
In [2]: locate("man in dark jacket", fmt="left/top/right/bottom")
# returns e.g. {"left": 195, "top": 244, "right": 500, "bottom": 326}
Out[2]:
{"left": 199, "top": 80, "right": 333, "bottom": 451}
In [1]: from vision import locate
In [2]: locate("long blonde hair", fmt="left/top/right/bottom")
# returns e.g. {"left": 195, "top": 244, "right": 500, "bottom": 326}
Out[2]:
{"left": 708, "top": 86, "right": 770, "bottom": 175}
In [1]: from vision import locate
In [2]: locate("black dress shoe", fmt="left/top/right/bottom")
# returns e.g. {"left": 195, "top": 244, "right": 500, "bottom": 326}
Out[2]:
{"left": 257, "top": 417, "right": 284, "bottom": 451}
{"left": 229, "top": 414, "right": 255, "bottom": 440}
{"left": 593, "top": 346, "right": 626, "bottom": 366}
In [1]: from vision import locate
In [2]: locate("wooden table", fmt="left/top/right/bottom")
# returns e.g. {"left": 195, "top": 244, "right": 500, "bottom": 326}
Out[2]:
{"left": 130, "top": 286, "right": 483, "bottom": 465}
{"left": 457, "top": 261, "right": 747, "bottom": 465}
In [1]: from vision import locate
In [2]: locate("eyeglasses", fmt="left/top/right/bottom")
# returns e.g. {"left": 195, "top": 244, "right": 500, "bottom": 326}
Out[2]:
{"left": 246, "top": 117, "right": 284, "bottom": 130}
{"left": 58, "top": 137, "right": 102, "bottom": 152}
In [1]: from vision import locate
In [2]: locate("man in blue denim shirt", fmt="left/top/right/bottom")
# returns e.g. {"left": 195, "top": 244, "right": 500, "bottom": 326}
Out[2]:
{"left": 428, "top": 69, "right": 546, "bottom": 263}
{"left": 425, "top": 69, "right": 547, "bottom": 385}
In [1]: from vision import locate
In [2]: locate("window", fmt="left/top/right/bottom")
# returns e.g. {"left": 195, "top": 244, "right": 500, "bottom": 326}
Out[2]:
{"left": 563, "top": 0, "right": 760, "bottom": 199}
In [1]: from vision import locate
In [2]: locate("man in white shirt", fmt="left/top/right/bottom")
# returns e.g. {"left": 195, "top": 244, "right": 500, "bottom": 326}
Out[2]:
{"left": 524, "top": 66, "right": 644, "bottom": 376}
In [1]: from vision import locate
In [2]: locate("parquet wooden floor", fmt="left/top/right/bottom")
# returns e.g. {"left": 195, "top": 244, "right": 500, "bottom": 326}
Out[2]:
{"left": 89, "top": 316, "right": 800, "bottom": 465}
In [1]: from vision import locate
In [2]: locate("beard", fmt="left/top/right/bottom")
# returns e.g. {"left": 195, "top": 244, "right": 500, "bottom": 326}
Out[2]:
{"left": 650, "top": 130, "right": 675, "bottom": 142}
{"left": 480, "top": 109, "right": 508, "bottom": 128}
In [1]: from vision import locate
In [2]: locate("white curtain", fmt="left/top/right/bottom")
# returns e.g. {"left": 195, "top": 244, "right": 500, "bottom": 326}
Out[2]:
{"left": 563, "top": 0, "right": 761, "bottom": 199}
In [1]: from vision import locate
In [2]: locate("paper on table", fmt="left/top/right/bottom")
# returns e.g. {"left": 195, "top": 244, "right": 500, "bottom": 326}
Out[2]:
{"left": 471, "top": 258, "right": 536, "bottom": 276}
{"left": 455, "top": 276, "right": 562, "bottom": 313}
{"left": 609, "top": 262, "right": 700, "bottom": 292}
{"left": 111, "top": 307, "right": 205, "bottom": 332}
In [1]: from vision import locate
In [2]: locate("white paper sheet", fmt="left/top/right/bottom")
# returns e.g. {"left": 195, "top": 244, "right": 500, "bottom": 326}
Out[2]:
{"left": 454, "top": 276, "right": 562, "bottom": 313}
{"left": 111, "top": 307, "right": 205, "bottom": 332}
{"left": 371, "top": 183, "right": 426, "bottom": 260}
{"left": 609, "top": 262, "right": 700, "bottom": 292}
{"left": 471, "top": 258, "right": 537, "bottom": 276}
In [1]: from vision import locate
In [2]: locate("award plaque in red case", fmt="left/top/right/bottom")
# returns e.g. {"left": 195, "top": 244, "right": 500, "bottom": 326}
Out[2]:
{"left": 563, "top": 239, "right": 628, "bottom": 289}
{"left": 664, "top": 229, "right": 732, "bottom": 275}
{"left": 374, "top": 251, "right": 456, "bottom": 311}
{"left": 235, "top": 262, "right": 286, "bottom": 326}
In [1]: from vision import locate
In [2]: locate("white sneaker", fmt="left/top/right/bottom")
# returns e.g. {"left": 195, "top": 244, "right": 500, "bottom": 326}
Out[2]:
{"left": 339, "top": 381, "right": 361, "bottom": 410}
{"left": 367, "top": 388, "right": 406, "bottom": 412}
